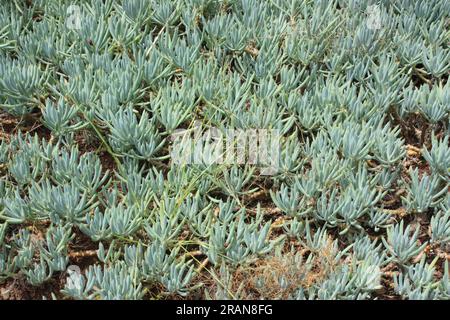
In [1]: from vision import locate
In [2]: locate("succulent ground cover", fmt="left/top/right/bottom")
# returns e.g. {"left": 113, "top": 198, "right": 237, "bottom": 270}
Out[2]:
{"left": 0, "top": 0, "right": 449, "bottom": 300}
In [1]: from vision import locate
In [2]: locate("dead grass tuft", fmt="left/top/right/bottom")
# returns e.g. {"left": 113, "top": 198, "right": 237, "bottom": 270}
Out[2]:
{"left": 206, "top": 237, "right": 340, "bottom": 300}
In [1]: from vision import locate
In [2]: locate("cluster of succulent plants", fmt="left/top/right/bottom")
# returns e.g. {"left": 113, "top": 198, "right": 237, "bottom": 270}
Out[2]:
{"left": 0, "top": 0, "right": 449, "bottom": 300}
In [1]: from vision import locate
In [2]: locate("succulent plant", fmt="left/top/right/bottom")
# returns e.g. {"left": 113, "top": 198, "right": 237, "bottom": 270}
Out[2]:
{"left": 0, "top": 0, "right": 448, "bottom": 301}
